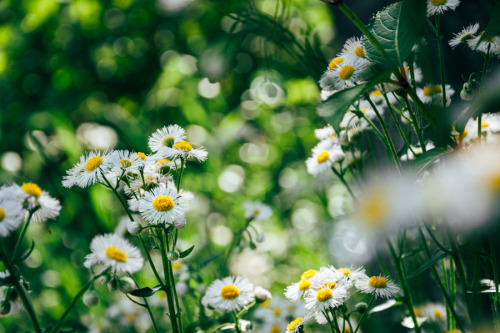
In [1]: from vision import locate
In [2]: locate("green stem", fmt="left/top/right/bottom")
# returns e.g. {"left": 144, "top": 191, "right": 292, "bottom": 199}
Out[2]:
{"left": 128, "top": 273, "right": 160, "bottom": 333}
{"left": 232, "top": 310, "right": 241, "bottom": 333}
{"left": 435, "top": 15, "right": 447, "bottom": 112}
{"left": 383, "top": 91, "right": 416, "bottom": 155}
{"left": 489, "top": 237, "right": 500, "bottom": 329}
{"left": 100, "top": 172, "right": 134, "bottom": 222}
{"left": 51, "top": 268, "right": 110, "bottom": 333}
{"left": 354, "top": 295, "right": 375, "bottom": 333}
{"left": 12, "top": 210, "right": 35, "bottom": 260}
{"left": 0, "top": 240, "right": 41, "bottom": 333}
{"left": 323, "top": 310, "right": 337, "bottom": 333}
{"left": 138, "top": 233, "right": 164, "bottom": 286}
{"left": 330, "top": 309, "right": 341, "bottom": 333}
{"left": 331, "top": 167, "right": 356, "bottom": 200}
{"left": 449, "top": 257, "right": 456, "bottom": 330}
{"left": 478, "top": 45, "right": 491, "bottom": 140}
{"left": 387, "top": 240, "right": 420, "bottom": 333}
{"left": 402, "top": 94, "right": 426, "bottom": 152}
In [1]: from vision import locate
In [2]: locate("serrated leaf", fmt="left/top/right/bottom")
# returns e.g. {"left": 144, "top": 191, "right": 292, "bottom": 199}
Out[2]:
{"left": 363, "top": 0, "right": 426, "bottom": 66}
{"left": 179, "top": 245, "right": 195, "bottom": 258}
{"left": 407, "top": 250, "right": 450, "bottom": 279}
{"left": 129, "top": 285, "right": 162, "bottom": 297}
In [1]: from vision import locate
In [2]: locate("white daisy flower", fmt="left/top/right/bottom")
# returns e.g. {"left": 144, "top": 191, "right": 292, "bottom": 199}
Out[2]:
{"left": 426, "top": 0, "right": 460, "bottom": 16}
{"left": 340, "top": 37, "right": 372, "bottom": 67}
{"left": 449, "top": 23, "right": 480, "bottom": 48}
{"left": 0, "top": 188, "right": 23, "bottom": 237}
{"left": 400, "top": 142, "right": 435, "bottom": 162}
{"left": 62, "top": 150, "right": 113, "bottom": 188}
{"left": 315, "top": 125, "right": 343, "bottom": 145}
{"left": 242, "top": 201, "right": 272, "bottom": 220}
{"left": 138, "top": 183, "right": 191, "bottom": 224}
{"left": 340, "top": 111, "right": 370, "bottom": 139}
{"left": 157, "top": 140, "right": 208, "bottom": 163}
{"left": 354, "top": 275, "right": 399, "bottom": 298}
{"left": 253, "top": 297, "right": 290, "bottom": 323}
{"left": 84, "top": 233, "right": 144, "bottom": 274}
{"left": 303, "top": 283, "right": 350, "bottom": 317}
{"left": 306, "top": 141, "right": 345, "bottom": 175}
{"left": 16, "top": 183, "right": 61, "bottom": 223}
{"left": 369, "top": 89, "right": 385, "bottom": 105}
{"left": 335, "top": 266, "right": 367, "bottom": 283}
{"left": 146, "top": 156, "right": 178, "bottom": 174}
{"left": 319, "top": 58, "right": 368, "bottom": 90}
{"left": 286, "top": 317, "right": 306, "bottom": 333}
{"left": 204, "top": 276, "right": 254, "bottom": 312}
{"left": 391, "top": 62, "right": 423, "bottom": 84}
{"left": 417, "top": 84, "right": 454, "bottom": 107}
{"left": 148, "top": 124, "right": 186, "bottom": 152}
{"left": 422, "top": 303, "right": 446, "bottom": 322}
{"left": 467, "top": 31, "right": 500, "bottom": 55}
{"left": 284, "top": 269, "right": 317, "bottom": 302}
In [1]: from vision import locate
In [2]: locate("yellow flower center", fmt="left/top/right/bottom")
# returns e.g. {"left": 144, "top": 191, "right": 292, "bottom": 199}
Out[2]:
{"left": 359, "top": 194, "right": 388, "bottom": 226}
{"left": 481, "top": 122, "right": 489, "bottom": 127}
{"left": 298, "top": 279, "right": 311, "bottom": 291}
{"left": 329, "top": 57, "right": 344, "bottom": 71}
{"left": 21, "top": 183, "right": 42, "bottom": 197}
{"left": 338, "top": 65, "right": 355, "bottom": 80}
{"left": 125, "top": 313, "right": 136, "bottom": 322}
{"left": 220, "top": 285, "right": 240, "bottom": 300}
{"left": 273, "top": 308, "right": 281, "bottom": 316}
{"left": 152, "top": 196, "right": 175, "bottom": 211}
{"left": 316, "top": 288, "right": 333, "bottom": 302}
{"left": 287, "top": 318, "right": 303, "bottom": 332}
{"left": 324, "top": 281, "right": 337, "bottom": 289}
{"left": 370, "top": 90, "right": 383, "bottom": 97}
{"left": 301, "top": 269, "right": 317, "bottom": 280}
{"left": 414, "top": 307, "right": 422, "bottom": 316}
{"left": 136, "top": 152, "right": 147, "bottom": 160}
{"left": 253, "top": 209, "right": 260, "bottom": 215}
{"left": 431, "top": 0, "right": 448, "bottom": 5}
{"left": 345, "top": 328, "right": 351, "bottom": 333}
{"left": 338, "top": 268, "right": 351, "bottom": 276}
{"left": 174, "top": 141, "right": 193, "bottom": 151}
{"left": 317, "top": 151, "right": 330, "bottom": 164}
{"left": 423, "top": 85, "right": 442, "bottom": 96}
{"left": 172, "top": 262, "right": 182, "bottom": 270}
{"left": 0, "top": 207, "right": 4, "bottom": 221}
{"left": 156, "top": 159, "right": 170, "bottom": 165}
{"left": 85, "top": 156, "right": 103, "bottom": 172}
{"left": 434, "top": 309, "right": 443, "bottom": 318}
{"left": 261, "top": 299, "right": 270, "bottom": 307}
{"left": 354, "top": 46, "right": 365, "bottom": 58}
{"left": 120, "top": 159, "right": 132, "bottom": 168}
{"left": 488, "top": 173, "right": 500, "bottom": 192}
{"left": 368, "top": 276, "right": 387, "bottom": 288}
{"left": 105, "top": 246, "right": 128, "bottom": 262}
{"left": 360, "top": 108, "right": 367, "bottom": 114}
{"left": 271, "top": 326, "right": 280, "bottom": 333}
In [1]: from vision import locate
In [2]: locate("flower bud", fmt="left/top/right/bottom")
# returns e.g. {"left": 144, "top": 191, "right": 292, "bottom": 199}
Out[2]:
{"left": 254, "top": 286, "right": 272, "bottom": 302}
{"left": 355, "top": 302, "right": 369, "bottom": 314}
{"left": 118, "top": 277, "right": 136, "bottom": 293}
{"left": 173, "top": 215, "right": 186, "bottom": 229}
{"left": 126, "top": 221, "right": 141, "bottom": 236}
{"left": 256, "top": 233, "right": 265, "bottom": 243}
{"left": 167, "top": 250, "right": 180, "bottom": 261}
{"left": 175, "top": 282, "right": 188, "bottom": 296}
{"left": 108, "top": 277, "right": 119, "bottom": 292}
{"left": 460, "top": 82, "right": 474, "bottom": 101}
{"left": 6, "top": 289, "right": 17, "bottom": 302}
{"left": 0, "top": 301, "right": 11, "bottom": 315}
{"left": 99, "top": 275, "right": 110, "bottom": 285}
{"left": 83, "top": 290, "right": 99, "bottom": 307}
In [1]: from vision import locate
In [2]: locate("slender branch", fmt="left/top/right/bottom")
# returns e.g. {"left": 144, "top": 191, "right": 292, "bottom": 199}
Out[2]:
{"left": 12, "top": 209, "right": 35, "bottom": 260}
{"left": 354, "top": 295, "right": 375, "bottom": 333}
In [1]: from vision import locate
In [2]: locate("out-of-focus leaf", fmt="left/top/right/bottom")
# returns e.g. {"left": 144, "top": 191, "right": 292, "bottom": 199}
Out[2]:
{"left": 129, "top": 285, "right": 162, "bottom": 297}
{"left": 479, "top": 1, "right": 500, "bottom": 43}
{"left": 411, "top": 148, "right": 447, "bottom": 175}
{"left": 407, "top": 250, "right": 450, "bottom": 279}
{"left": 179, "top": 245, "right": 195, "bottom": 258}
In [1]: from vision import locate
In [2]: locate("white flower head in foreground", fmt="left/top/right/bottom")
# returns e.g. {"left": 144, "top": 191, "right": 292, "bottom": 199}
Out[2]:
{"left": 315, "top": 124, "right": 341, "bottom": 144}
{"left": 157, "top": 140, "right": 208, "bottom": 163}
{"left": 304, "top": 280, "right": 350, "bottom": 322}
{"left": 449, "top": 23, "right": 480, "bottom": 48}
{"left": 0, "top": 187, "right": 23, "bottom": 237}
{"left": 286, "top": 317, "right": 306, "bottom": 333}
{"left": 306, "top": 140, "right": 345, "bottom": 175}
{"left": 426, "top": 0, "right": 460, "bottom": 16}
{"left": 108, "top": 150, "right": 148, "bottom": 174}
{"left": 335, "top": 266, "right": 367, "bottom": 284}
{"left": 242, "top": 201, "right": 272, "bottom": 220}
{"left": 320, "top": 58, "right": 368, "bottom": 91}
{"left": 341, "top": 37, "right": 370, "bottom": 64}
{"left": 16, "top": 183, "right": 61, "bottom": 223}
{"left": 84, "top": 233, "right": 144, "bottom": 273}
{"left": 422, "top": 303, "right": 446, "bottom": 322}
{"left": 148, "top": 124, "right": 186, "bottom": 152}
{"left": 417, "top": 84, "right": 455, "bottom": 107}
{"left": 139, "top": 183, "right": 192, "bottom": 224}
{"left": 467, "top": 31, "right": 500, "bottom": 55}
{"left": 285, "top": 269, "right": 317, "bottom": 302}
{"left": 204, "top": 276, "right": 254, "bottom": 311}
{"left": 354, "top": 275, "right": 399, "bottom": 298}
{"left": 62, "top": 150, "right": 113, "bottom": 188}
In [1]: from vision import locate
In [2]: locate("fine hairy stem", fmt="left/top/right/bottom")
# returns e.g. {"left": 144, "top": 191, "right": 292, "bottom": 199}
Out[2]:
{"left": 12, "top": 209, "right": 35, "bottom": 260}
{"left": 435, "top": 15, "right": 448, "bottom": 112}
{"left": 478, "top": 45, "right": 491, "bottom": 139}
{"left": 331, "top": 167, "right": 356, "bottom": 200}
{"left": 50, "top": 268, "right": 110, "bottom": 333}
{"left": 354, "top": 295, "right": 375, "bottom": 333}
{"left": 232, "top": 310, "right": 242, "bottom": 333}
{"left": 128, "top": 273, "right": 160, "bottom": 333}
{"left": 0, "top": 237, "right": 42, "bottom": 333}
{"left": 401, "top": 94, "right": 426, "bottom": 152}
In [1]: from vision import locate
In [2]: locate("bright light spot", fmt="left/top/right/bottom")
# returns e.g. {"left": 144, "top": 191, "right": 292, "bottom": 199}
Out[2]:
{"left": 198, "top": 78, "right": 220, "bottom": 99}
{"left": 218, "top": 165, "right": 245, "bottom": 193}
{"left": 210, "top": 225, "right": 233, "bottom": 246}
{"left": 76, "top": 122, "right": 118, "bottom": 150}
{"left": 1, "top": 152, "right": 22, "bottom": 173}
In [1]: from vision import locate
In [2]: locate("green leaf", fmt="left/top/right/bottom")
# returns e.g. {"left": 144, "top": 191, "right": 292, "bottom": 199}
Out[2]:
{"left": 363, "top": 0, "right": 426, "bottom": 66}
{"left": 480, "top": 1, "right": 500, "bottom": 43}
{"left": 129, "top": 285, "right": 162, "bottom": 297}
{"left": 411, "top": 148, "right": 447, "bottom": 175}
{"left": 179, "top": 245, "right": 195, "bottom": 258}
{"left": 407, "top": 250, "right": 450, "bottom": 279}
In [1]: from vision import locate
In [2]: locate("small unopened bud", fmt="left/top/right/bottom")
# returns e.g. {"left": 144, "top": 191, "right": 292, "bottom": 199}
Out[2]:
{"left": 108, "top": 277, "right": 119, "bottom": 292}
{"left": 256, "top": 233, "right": 265, "bottom": 243}
{"left": 249, "top": 241, "right": 257, "bottom": 250}
{"left": 167, "top": 250, "right": 180, "bottom": 261}
{"left": 355, "top": 302, "right": 369, "bottom": 314}
{"left": 460, "top": 82, "right": 474, "bottom": 101}
{"left": 126, "top": 221, "right": 141, "bottom": 236}
{"left": 6, "top": 289, "right": 17, "bottom": 302}
{"left": 175, "top": 282, "right": 188, "bottom": 296}
{"left": 254, "top": 286, "right": 272, "bottom": 302}
{"left": 83, "top": 290, "right": 99, "bottom": 307}
{"left": 99, "top": 275, "right": 110, "bottom": 285}
{"left": 118, "top": 277, "right": 136, "bottom": 293}
{"left": 173, "top": 215, "right": 186, "bottom": 229}
{"left": 0, "top": 301, "right": 11, "bottom": 315}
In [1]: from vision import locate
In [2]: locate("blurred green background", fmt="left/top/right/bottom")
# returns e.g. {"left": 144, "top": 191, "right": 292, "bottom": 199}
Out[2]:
{"left": 0, "top": 0, "right": 497, "bottom": 331}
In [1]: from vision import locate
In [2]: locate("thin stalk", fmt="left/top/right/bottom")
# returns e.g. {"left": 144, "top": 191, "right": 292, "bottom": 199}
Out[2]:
{"left": 165, "top": 229, "right": 183, "bottom": 333}
{"left": 12, "top": 210, "right": 35, "bottom": 260}
{"left": 402, "top": 94, "right": 426, "bottom": 152}
{"left": 383, "top": 93, "right": 416, "bottom": 155}
{"left": 449, "top": 257, "right": 456, "bottom": 330}
{"left": 138, "top": 234, "right": 163, "bottom": 286}
{"left": 100, "top": 172, "right": 134, "bottom": 222}
{"left": 330, "top": 309, "right": 341, "bottom": 333}
{"left": 478, "top": 45, "right": 491, "bottom": 140}
{"left": 489, "top": 237, "right": 500, "bottom": 329}
{"left": 435, "top": 15, "right": 447, "bottom": 112}
{"left": 387, "top": 240, "right": 420, "bottom": 333}
{"left": 128, "top": 273, "right": 160, "bottom": 333}
{"left": 331, "top": 167, "right": 356, "bottom": 200}
{"left": 51, "top": 268, "right": 110, "bottom": 333}
{"left": 232, "top": 310, "right": 241, "bottom": 333}
{"left": 323, "top": 310, "right": 338, "bottom": 333}
{"left": 354, "top": 295, "right": 375, "bottom": 333}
